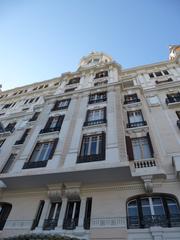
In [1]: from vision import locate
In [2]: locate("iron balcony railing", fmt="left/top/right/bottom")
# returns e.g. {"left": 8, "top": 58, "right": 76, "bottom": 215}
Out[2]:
{"left": 39, "top": 126, "right": 61, "bottom": 134}
{"left": 43, "top": 219, "right": 58, "bottom": 230}
{"left": 124, "top": 98, "right": 140, "bottom": 105}
{"left": 22, "top": 160, "right": 48, "bottom": 169}
{"left": 84, "top": 119, "right": 107, "bottom": 126}
{"left": 166, "top": 95, "right": 180, "bottom": 105}
{"left": 63, "top": 218, "right": 78, "bottom": 230}
{"left": 77, "top": 153, "right": 105, "bottom": 163}
{"left": 126, "top": 121, "right": 147, "bottom": 128}
{"left": 127, "top": 214, "right": 180, "bottom": 229}
{"left": 88, "top": 97, "right": 107, "bottom": 104}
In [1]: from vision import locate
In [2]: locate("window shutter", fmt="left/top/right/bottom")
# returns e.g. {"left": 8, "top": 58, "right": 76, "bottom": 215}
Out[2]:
{"left": 31, "top": 200, "right": 45, "bottom": 230}
{"left": 146, "top": 133, "right": 154, "bottom": 157}
{"left": 56, "top": 115, "right": 65, "bottom": 129}
{"left": 104, "top": 107, "right": 107, "bottom": 121}
{"left": 125, "top": 136, "right": 134, "bottom": 161}
{"left": 44, "top": 117, "right": 53, "bottom": 130}
{"left": 49, "top": 138, "right": 59, "bottom": 159}
{"left": 52, "top": 100, "right": 59, "bottom": 111}
{"left": 85, "top": 110, "right": 90, "bottom": 122}
{"left": 101, "top": 132, "right": 106, "bottom": 158}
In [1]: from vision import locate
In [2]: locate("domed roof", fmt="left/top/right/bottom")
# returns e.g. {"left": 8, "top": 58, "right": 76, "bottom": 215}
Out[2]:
{"left": 78, "top": 51, "right": 113, "bottom": 69}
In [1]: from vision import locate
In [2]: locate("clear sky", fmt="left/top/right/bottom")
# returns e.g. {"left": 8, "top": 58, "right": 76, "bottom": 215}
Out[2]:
{"left": 0, "top": 0, "right": 180, "bottom": 91}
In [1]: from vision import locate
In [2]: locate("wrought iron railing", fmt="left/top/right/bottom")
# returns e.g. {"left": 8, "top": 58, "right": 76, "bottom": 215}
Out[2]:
{"left": 39, "top": 127, "right": 61, "bottom": 134}
{"left": 84, "top": 119, "right": 106, "bottom": 126}
{"left": 126, "top": 121, "right": 147, "bottom": 128}
{"left": 22, "top": 160, "right": 48, "bottom": 169}
{"left": 88, "top": 97, "right": 107, "bottom": 104}
{"left": 63, "top": 218, "right": 78, "bottom": 230}
{"left": 127, "top": 214, "right": 180, "bottom": 229}
{"left": 43, "top": 219, "right": 58, "bottom": 230}
{"left": 77, "top": 153, "right": 105, "bottom": 163}
{"left": 124, "top": 98, "right": 140, "bottom": 105}
{"left": 166, "top": 96, "right": 180, "bottom": 105}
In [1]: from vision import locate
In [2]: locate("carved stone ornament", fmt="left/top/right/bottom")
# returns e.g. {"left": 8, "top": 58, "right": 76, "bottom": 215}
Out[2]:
{"left": 64, "top": 182, "right": 81, "bottom": 200}
{"left": 141, "top": 175, "right": 153, "bottom": 193}
{"left": 47, "top": 183, "right": 63, "bottom": 202}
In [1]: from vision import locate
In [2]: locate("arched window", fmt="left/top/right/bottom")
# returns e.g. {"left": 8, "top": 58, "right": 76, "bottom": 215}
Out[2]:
{"left": 127, "top": 194, "right": 180, "bottom": 229}
{"left": 0, "top": 203, "right": 12, "bottom": 230}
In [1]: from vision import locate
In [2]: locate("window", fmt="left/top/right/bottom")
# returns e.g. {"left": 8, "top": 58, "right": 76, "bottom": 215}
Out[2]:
{"left": 0, "top": 203, "right": 12, "bottom": 230}
{"left": 84, "top": 198, "right": 92, "bottom": 230}
{"left": 63, "top": 200, "right": 81, "bottom": 230}
{"left": 64, "top": 87, "right": 76, "bottom": 93}
{"left": 23, "top": 139, "right": 58, "bottom": 169}
{"left": 43, "top": 202, "right": 62, "bottom": 230}
{"left": 176, "top": 111, "right": 180, "bottom": 119}
{"left": 127, "top": 110, "right": 147, "bottom": 128}
{"left": 127, "top": 194, "right": 180, "bottom": 229}
{"left": 166, "top": 92, "right": 180, "bottom": 104}
{"left": 149, "top": 70, "right": 169, "bottom": 78}
{"left": 77, "top": 132, "right": 105, "bottom": 163}
{"left": 1, "top": 153, "right": 17, "bottom": 173}
{"left": 84, "top": 108, "right": 106, "bottom": 126}
{"left": 125, "top": 134, "right": 154, "bottom": 161}
{"left": 29, "top": 98, "right": 35, "bottom": 103}
{"left": 2, "top": 103, "right": 12, "bottom": 109}
{"left": 155, "top": 78, "right": 173, "bottom": 84}
{"left": 52, "top": 99, "right": 71, "bottom": 111}
{"left": 67, "top": 77, "right": 80, "bottom": 85}
{"left": 31, "top": 200, "right": 45, "bottom": 230}
{"left": 5, "top": 122, "right": 16, "bottom": 133}
{"left": 29, "top": 112, "right": 40, "bottom": 122}
{"left": 147, "top": 96, "right": 160, "bottom": 105}
{"left": 88, "top": 92, "right": 107, "bottom": 104}
{"left": 0, "top": 139, "right": 5, "bottom": 147}
{"left": 124, "top": 94, "right": 140, "bottom": 104}
{"left": 132, "top": 137, "right": 153, "bottom": 160}
{"left": 39, "top": 85, "right": 44, "bottom": 89}
{"left": 40, "top": 115, "right": 64, "bottom": 134}
{"left": 95, "top": 71, "right": 108, "bottom": 79}
{"left": 15, "top": 129, "right": 30, "bottom": 145}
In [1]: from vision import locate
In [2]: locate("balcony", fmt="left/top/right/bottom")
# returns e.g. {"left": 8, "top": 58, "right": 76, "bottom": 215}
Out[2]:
{"left": 166, "top": 94, "right": 180, "bottom": 107}
{"left": 77, "top": 153, "right": 105, "bottom": 163}
{"left": 63, "top": 218, "right": 78, "bottom": 230}
{"left": 126, "top": 121, "right": 147, "bottom": 128}
{"left": 134, "top": 158, "right": 156, "bottom": 169}
{"left": 88, "top": 97, "right": 107, "bottom": 104}
{"left": 43, "top": 219, "right": 58, "bottom": 230}
{"left": 127, "top": 214, "right": 180, "bottom": 229}
{"left": 84, "top": 119, "right": 106, "bottom": 127}
{"left": 22, "top": 160, "right": 48, "bottom": 169}
{"left": 124, "top": 98, "right": 140, "bottom": 105}
{"left": 39, "top": 127, "right": 61, "bottom": 134}
{"left": 51, "top": 105, "right": 68, "bottom": 111}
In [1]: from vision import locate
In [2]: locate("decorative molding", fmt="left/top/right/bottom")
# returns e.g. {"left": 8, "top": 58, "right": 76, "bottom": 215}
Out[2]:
{"left": 47, "top": 183, "right": 63, "bottom": 202}
{"left": 141, "top": 175, "right": 153, "bottom": 193}
{"left": 64, "top": 182, "right": 81, "bottom": 200}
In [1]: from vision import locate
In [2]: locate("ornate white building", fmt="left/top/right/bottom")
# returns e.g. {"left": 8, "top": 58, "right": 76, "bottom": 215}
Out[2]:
{"left": 0, "top": 46, "right": 180, "bottom": 240}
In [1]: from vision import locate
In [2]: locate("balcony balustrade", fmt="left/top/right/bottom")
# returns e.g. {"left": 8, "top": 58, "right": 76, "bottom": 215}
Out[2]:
{"left": 134, "top": 159, "right": 156, "bottom": 169}
{"left": 88, "top": 97, "right": 107, "bottom": 104}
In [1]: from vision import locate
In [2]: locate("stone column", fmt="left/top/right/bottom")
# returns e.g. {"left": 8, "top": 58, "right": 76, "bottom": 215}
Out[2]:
{"left": 76, "top": 197, "right": 87, "bottom": 230}
{"left": 55, "top": 197, "right": 68, "bottom": 230}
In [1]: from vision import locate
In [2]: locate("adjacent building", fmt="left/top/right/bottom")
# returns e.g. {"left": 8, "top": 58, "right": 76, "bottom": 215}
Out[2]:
{"left": 0, "top": 46, "right": 180, "bottom": 240}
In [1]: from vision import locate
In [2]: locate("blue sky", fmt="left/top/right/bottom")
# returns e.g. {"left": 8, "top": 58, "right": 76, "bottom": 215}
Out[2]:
{"left": 0, "top": 0, "right": 180, "bottom": 91}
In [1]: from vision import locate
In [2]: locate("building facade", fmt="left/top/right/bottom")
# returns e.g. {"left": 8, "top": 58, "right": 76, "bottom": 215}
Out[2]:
{"left": 0, "top": 46, "right": 180, "bottom": 240}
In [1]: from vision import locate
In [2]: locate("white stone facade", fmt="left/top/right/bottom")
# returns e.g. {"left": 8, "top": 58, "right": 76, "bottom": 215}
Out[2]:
{"left": 0, "top": 48, "right": 180, "bottom": 239}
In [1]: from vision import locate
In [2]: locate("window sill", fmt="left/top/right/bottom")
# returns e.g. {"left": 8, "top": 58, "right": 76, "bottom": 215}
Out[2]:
{"left": 126, "top": 124, "right": 148, "bottom": 133}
